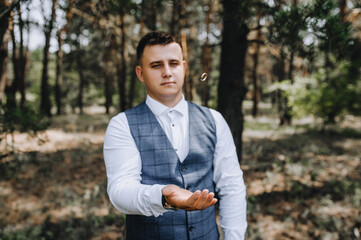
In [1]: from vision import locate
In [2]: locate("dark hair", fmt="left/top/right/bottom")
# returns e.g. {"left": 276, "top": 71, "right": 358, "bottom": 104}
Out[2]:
{"left": 136, "top": 31, "right": 181, "bottom": 63}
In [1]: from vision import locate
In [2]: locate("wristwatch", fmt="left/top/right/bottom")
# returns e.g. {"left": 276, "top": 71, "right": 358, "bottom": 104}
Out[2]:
{"left": 162, "top": 195, "right": 179, "bottom": 210}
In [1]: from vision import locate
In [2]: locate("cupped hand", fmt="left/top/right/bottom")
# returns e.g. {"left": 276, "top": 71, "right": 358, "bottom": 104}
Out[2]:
{"left": 161, "top": 185, "right": 217, "bottom": 211}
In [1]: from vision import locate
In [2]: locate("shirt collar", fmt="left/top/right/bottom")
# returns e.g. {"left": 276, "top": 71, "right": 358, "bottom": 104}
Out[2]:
{"left": 146, "top": 95, "right": 187, "bottom": 117}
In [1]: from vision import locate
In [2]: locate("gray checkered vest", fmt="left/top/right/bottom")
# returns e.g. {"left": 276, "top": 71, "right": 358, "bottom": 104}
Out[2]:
{"left": 124, "top": 101, "right": 219, "bottom": 240}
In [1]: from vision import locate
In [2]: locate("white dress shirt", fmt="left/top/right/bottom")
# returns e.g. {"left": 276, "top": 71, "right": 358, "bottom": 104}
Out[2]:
{"left": 103, "top": 95, "right": 247, "bottom": 239}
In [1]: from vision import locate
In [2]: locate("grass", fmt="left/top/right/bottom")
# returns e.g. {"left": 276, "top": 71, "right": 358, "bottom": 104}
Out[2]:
{"left": 1, "top": 109, "right": 361, "bottom": 240}
{"left": 0, "top": 212, "right": 124, "bottom": 240}
{"left": 242, "top": 111, "right": 361, "bottom": 239}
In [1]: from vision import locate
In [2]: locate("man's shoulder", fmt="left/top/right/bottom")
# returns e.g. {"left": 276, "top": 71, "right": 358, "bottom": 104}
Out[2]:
{"left": 187, "top": 101, "right": 210, "bottom": 112}
{"left": 187, "top": 102, "right": 227, "bottom": 129}
{"left": 187, "top": 101, "right": 221, "bottom": 117}
{"left": 124, "top": 102, "right": 147, "bottom": 115}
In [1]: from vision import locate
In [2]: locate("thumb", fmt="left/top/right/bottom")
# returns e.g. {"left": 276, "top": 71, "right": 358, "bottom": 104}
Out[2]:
{"left": 161, "top": 184, "right": 178, "bottom": 196}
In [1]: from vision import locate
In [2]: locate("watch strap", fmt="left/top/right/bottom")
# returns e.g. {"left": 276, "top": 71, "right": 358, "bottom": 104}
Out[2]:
{"left": 162, "top": 194, "right": 179, "bottom": 210}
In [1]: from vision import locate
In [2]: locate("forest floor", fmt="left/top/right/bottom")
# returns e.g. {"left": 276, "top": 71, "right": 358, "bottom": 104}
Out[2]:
{"left": 0, "top": 103, "right": 360, "bottom": 240}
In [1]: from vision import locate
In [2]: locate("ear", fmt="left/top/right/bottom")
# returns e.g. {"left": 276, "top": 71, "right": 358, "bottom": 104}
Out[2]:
{"left": 135, "top": 65, "right": 144, "bottom": 83}
{"left": 183, "top": 60, "right": 187, "bottom": 73}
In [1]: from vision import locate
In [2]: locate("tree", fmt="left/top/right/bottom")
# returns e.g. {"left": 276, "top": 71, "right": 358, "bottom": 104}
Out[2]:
{"left": 0, "top": 1, "right": 9, "bottom": 104}
{"left": 8, "top": 3, "right": 29, "bottom": 109}
{"left": 7, "top": 9, "right": 18, "bottom": 109}
{"left": 117, "top": 1, "right": 128, "bottom": 112}
{"left": 297, "top": 0, "right": 358, "bottom": 124}
{"left": 250, "top": 4, "right": 264, "bottom": 118}
{"left": 55, "top": 0, "right": 74, "bottom": 115}
{"left": 95, "top": 0, "right": 140, "bottom": 112}
{"left": 40, "top": 0, "right": 57, "bottom": 116}
{"left": 218, "top": 0, "right": 251, "bottom": 161}
{"left": 200, "top": 0, "right": 213, "bottom": 107}
{"left": 75, "top": 28, "right": 85, "bottom": 114}
{"left": 179, "top": 0, "right": 193, "bottom": 101}
{"left": 267, "top": 2, "right": 308, "bottom": 125}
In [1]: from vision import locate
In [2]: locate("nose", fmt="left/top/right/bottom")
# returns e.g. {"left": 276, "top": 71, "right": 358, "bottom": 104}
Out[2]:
{"left": 162, "top": 64, "right": 172, "bottom": 78}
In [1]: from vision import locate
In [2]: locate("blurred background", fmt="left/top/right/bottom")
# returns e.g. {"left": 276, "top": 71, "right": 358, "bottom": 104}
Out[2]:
{"left": 0, "top": 0, "right": 360, "bottom": 239}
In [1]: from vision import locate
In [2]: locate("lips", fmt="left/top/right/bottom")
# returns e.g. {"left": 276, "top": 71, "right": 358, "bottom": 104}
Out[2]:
{"left": 161, "top": 81, "right": 175, "bottom": 85}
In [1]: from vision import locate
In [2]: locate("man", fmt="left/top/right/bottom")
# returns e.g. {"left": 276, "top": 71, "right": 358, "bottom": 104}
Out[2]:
{"left": 103, "top": 31, "right": 247, "bottom": 239}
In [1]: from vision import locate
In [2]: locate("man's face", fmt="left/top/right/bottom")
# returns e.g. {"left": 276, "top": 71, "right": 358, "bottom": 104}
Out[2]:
{"left": 136, "top": 42, "right": 186, "bottom": 107}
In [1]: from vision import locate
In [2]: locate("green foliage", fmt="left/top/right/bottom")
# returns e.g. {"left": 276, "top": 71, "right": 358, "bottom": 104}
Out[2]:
{"left": 268, "top": 57, "right": 361, "bottom": 124}
{"left": 1, "top": 105, "right": 50, "bottom": 136}
{"left": 308, "top": 0, "right": 353, "bottom": 57}
{"left": 0, "top": 226, "right": 43, "bottom": 240}
{"left": 267, "top": 4, "right": 308, "bottom": 53}
{"left": 0, "top": 154, "right": 28, "bottom": 180}
{"left": 0, "top": 212, "right": 124, "bottom": 240}
{"left": 0, "top": 105, "right": 50, "bottom": 152}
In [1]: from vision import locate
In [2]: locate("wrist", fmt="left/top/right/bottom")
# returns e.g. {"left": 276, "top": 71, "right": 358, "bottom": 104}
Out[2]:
{"left": 161, "top": 194, "right": 179, "bottom": 210}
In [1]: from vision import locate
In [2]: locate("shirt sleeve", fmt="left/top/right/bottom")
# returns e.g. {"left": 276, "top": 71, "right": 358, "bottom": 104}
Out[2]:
{"left": 103, "top": 113, "right": 168, "bottom": 217}
{"left": 210, "top": 109, "right": 247, "bottom": 240}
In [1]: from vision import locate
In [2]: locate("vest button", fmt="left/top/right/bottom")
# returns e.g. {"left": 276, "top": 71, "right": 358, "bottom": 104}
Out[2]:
{"left": 186, "top": 186, "right": 191, "bottom": 190}
{"left": 189, "top": 226, "right": 195, "bottom": 232}
{"left": 180, "top": 166, "right": 187, "bottom": 172}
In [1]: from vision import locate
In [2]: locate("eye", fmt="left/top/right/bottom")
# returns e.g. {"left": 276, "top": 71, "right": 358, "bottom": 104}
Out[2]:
{"left": 151, "top": 64, "right": 161, "bottom": 69}
{"left": 170, "top": 61, "right": 179, "bottom": 66}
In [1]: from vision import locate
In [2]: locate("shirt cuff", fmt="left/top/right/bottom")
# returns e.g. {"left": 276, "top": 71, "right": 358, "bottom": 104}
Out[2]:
{"left": 146, "top": 184, "right": 169, "bottom": 216}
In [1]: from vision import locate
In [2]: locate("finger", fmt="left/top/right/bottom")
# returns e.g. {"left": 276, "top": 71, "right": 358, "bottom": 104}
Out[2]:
{"left": 193, "top": 189, "right": 209, "bottom": 208}
{"left": 208, "top": 198, "right": 218, "bottom": 207}
{"left": 187, "top": 190, "right": 201, "bottom": 205}
{"left": 201, "top": 192, "right": 215, "bottom": 209}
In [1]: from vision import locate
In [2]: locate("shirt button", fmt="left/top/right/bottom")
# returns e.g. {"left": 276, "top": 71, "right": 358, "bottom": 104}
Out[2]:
{"left": 174, "top": 148, "right": 178, "bottom": 151}
{"left": 172, "top": 124, "right": 174, "bottom": 127}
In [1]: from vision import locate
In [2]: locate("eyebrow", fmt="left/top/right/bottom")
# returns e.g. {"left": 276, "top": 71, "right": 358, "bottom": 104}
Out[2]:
{"left": 149, "top": 61, "right": 162, "bottom": 65}
{"left": 149, "top": 59, "right": 180, "bottom": 65}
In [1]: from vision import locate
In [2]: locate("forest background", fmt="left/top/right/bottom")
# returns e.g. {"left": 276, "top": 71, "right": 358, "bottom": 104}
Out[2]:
{"left": 0, "top": 0, "right": 361, "bottom": 239}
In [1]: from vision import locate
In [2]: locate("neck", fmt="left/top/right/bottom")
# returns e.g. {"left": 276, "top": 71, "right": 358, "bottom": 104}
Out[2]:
{"left": 149, "top": 94, "right": 183, "bottom": 108}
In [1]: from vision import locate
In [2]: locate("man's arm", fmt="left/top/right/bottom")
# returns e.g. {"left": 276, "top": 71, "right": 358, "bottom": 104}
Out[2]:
{"left": 211, "top": 109, "right": 247, "bottom": 239}
{"left": 104, "top": 113, "right": 166, "bottom": 216}
{"left": 103, "top": 113, "right": 216, "bottom": 216}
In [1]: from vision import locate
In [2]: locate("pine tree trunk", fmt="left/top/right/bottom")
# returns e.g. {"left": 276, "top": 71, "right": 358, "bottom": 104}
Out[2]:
{"left": 103, "top": 34, "right": 113, "bottom": 115}
{"left": 339, "top": 0, "right": 347, "bottom": 21}
{"left": 218, "top": 0, "right": 249, "bottom": 162}
{"left": 0, "top": 31, "right": 9, "bottom": 105}
{"left": 40, "top": 0, "right": 57, "bottom": 116}
{"left": 169, "top": 0, "right": 177, "bottom": 35}
{"left": 55, "top": 33, "right": 63, "bottom": 115}
{"left": 0, "top": 0, "right": 11, "bottom": 105}
{"left": 140, "top": 0, "right": 145, "bottom": 36}
{"left": 104, "top": 68, "right": 113, "bottom": 115}
{"left": 17, "top": 6, "right": 27, "bottom": 108}
{"left": 128, "top": 59, "right": 137, "bottom": 108}
{"left": 118, "top": 10, "right": 127, "bottom": 112}
{"left": 200, "top": 0, "right": 212, "bottom": 107}
{"left": 76, "top": 43, "right": 84, "bottom": 114}
{"left": 149, "top": 0, "right": 157, "bottom": 31}
{"left": 252, "top": 11, "right": 262, "bottom": 118}
{"left": 8, "top": 10, "right": 18, "bottom": 108}
{"left": 179, "top": 0, "right": 193, "bottom": 101}
{"left": 55, "top": 0, "right": 74, "bottom": 115}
